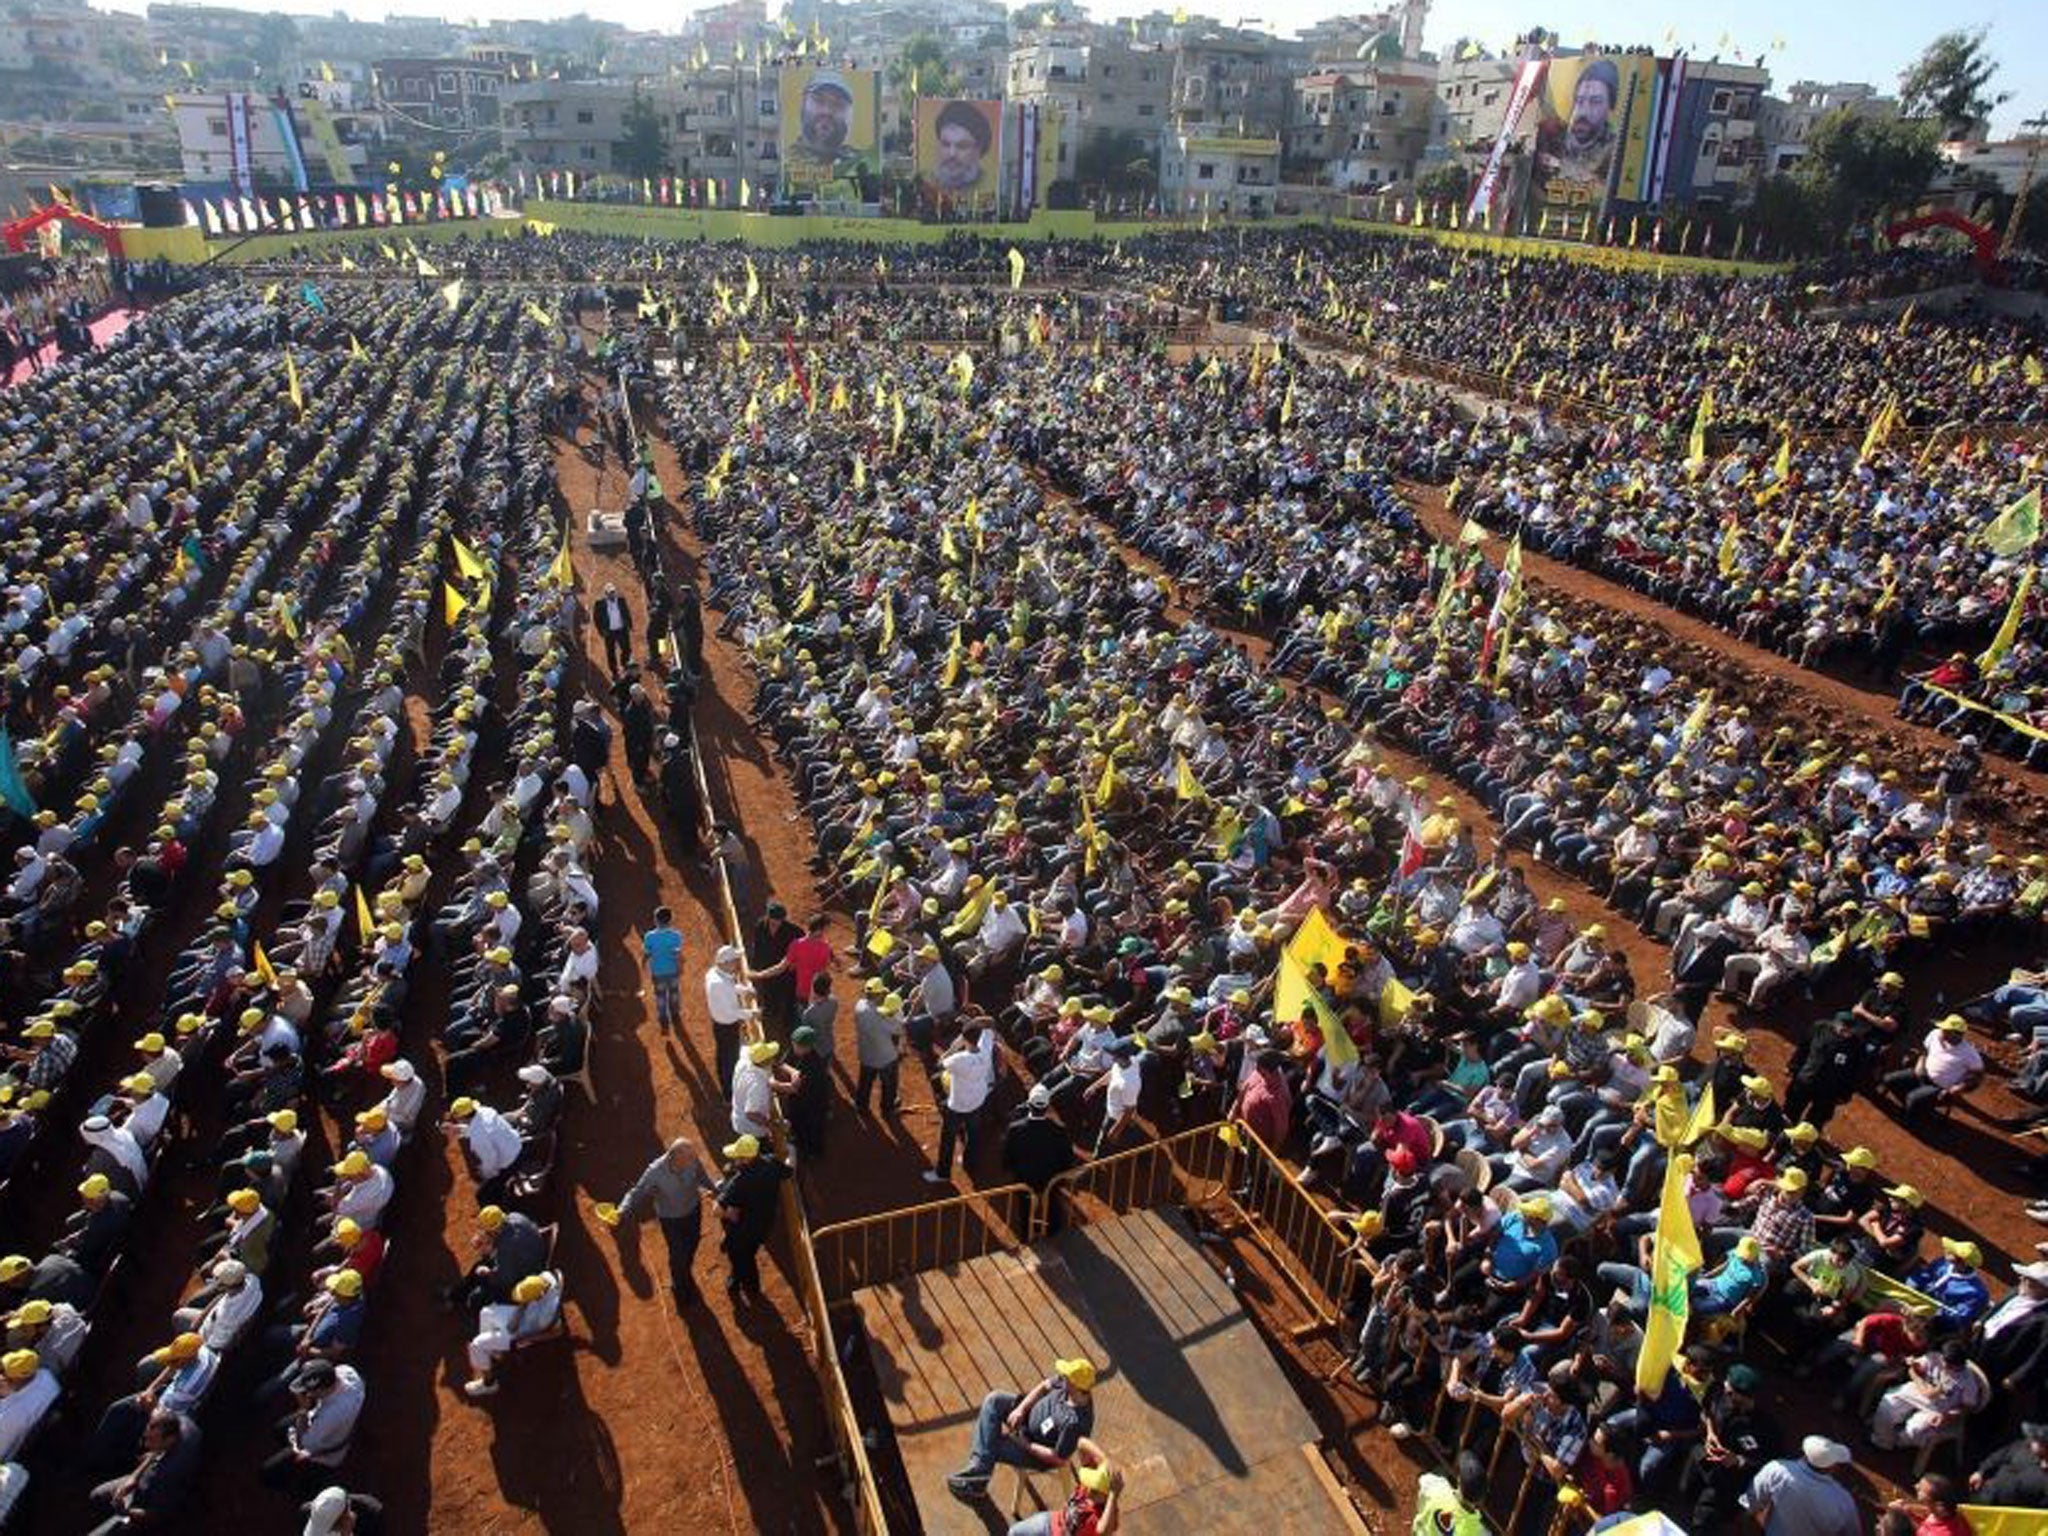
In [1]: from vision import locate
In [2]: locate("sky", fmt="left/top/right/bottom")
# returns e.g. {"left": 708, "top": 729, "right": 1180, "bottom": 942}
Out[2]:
{"left": 90, "top": 0, "right": 2048, "bottom": 138}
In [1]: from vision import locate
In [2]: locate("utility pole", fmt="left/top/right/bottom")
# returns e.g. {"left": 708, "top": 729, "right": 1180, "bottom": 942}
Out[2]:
{"left": 2000, "top": 109, "right": 2048, "bottom": 257}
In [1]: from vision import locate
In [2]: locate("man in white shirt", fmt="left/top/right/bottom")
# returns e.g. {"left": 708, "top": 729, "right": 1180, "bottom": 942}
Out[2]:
{"left": 176, "top": 1259, "right": 262, "bottom": 1355}
{"left": 1084, "top": 1039, "right": 1144, "bottom": 1156}
{"left": 326, "top": 1151, "right": 395, "bottom": 1230}
{"left": 927, "top": 1022, "right": 995, "bottom": 1184}
{"left": 448, "top": 1099, "right": 524, "bottom": 1187}
{"left": 0, "top": 1348, "right": 55, "bottom": 1458}
{"left": 730, "top": 1040, "right": 792, "bottom": 1141}
{"left": 704, "top": 945, "right": 751, "bottom": 1094}
{"left": 1882, "top": 1015, "right": 1985, "bottom": 1121}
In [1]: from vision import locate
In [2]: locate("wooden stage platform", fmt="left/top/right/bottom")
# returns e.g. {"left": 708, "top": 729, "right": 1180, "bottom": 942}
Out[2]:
{"left": 852, "top": 1207, "right": 1361, "bottom": 1535}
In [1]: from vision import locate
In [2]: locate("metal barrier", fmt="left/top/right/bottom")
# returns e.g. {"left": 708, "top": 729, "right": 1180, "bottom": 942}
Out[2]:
{"left": 1038, "top": 1121, "right": 1361, "bottom": 1334}
{"left": 1037, "top": 1121, "right": 1235, "bottom": 1232}
{"left": 810, "top": 1184, "right": 1037, "bottom": 1305}
{"left": 1215, "top": 1120, "right": 1367, "bottom": 1331}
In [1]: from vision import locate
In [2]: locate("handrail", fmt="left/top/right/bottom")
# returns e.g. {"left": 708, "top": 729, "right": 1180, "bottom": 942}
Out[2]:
{"left": 809, "top": 1183, "right": 1037, "bottom": 1304}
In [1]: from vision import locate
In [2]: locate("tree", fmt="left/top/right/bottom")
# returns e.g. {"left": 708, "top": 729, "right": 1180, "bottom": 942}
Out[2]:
{"left": 1073, "top": 130, "right": 1157, "bottom": 202}
{"left": 1749, "top": 173, "right": 1839, "bottom": 257}
{"left": 1798, "top": 110, "right": 1941, "bottom": 225}
{"left": 614, "top": 88, "right": 668, "bottom": 180}
{"left": 1898, "top": 29, "right": 2009, "bottom": 140}
{"left": 1413, "top": 163, "right": 1468, "bottom": 203}
{"left": 888, "top": 32, "right": 957, "bottom": 101}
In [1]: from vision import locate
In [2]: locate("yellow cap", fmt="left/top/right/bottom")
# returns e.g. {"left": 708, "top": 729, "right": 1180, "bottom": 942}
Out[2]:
{"left": 226, "top": 1188, "right": 262, "bottom": 1214}
{"left": 723, "top": 1134, "right": 760, "bottom": 1161}
{"left": 1842, "top": 1146, "right": 1877, "bottom": 1170}
{"left": 326, "top": 1270, "right": 363, "bottom": 1299}
{"left": 478, "top": 1205, "right": 507, "bottom": 1232}
{"left": 512, "top": 1274, "right": 552, "bottom": 1304}
{"left": 78, "top": 1173, "right": 111, "bottom": 1199}
{"left": 333, "top": 1218, "right": 363, "bottom": 1247}
{"left": 0, "top": 1349, "right": 37, "bottom": 1382}
{"left": 1053, "top": 1357, "right": 1096, "bottom": 1391}
{"left": 333, "top": 1150, "right": 371, "bottom": 1177}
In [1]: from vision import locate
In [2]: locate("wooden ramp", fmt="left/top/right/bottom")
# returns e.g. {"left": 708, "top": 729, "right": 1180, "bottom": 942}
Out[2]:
{"left": 853, "top": 1207, "right": 1360, "bottom": 1536}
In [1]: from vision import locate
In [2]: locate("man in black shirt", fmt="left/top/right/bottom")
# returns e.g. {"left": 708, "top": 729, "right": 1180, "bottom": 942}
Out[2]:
{"left": 1785, "top": 1011, "right": 1883, "bottom": 1130}
{"left": 1675, "top": 1360, "right": 1776, "bottom": 1529}
{"left": 1971, "top": 1422, "right": 2048, "bottom": 1508}
{"left": 1002, "top": 1086, "right": 1078, "bottom": 1193}
{"left": 715, "top": 1136, "right": 790, "bottom": 1299}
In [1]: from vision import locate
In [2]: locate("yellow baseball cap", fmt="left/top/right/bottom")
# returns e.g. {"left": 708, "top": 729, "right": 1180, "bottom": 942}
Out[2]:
{"left": 1054, "top": 1357, "right": 1097, "bottom": 1391}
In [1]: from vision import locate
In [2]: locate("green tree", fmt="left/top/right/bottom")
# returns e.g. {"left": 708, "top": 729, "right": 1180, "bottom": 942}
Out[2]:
{"left": 1898, "top": 29, "right": 2010, "bottom": 140}
{"left": 1749, "top": 173, "right": 1840, "bottom": 257}
{"left": 1073, "top": 129, "right": 1157, "bottom": 202}
{"left": 614, "top": 88, "right": 668, "bottom": 180}
{"left": 889, "top": 32, "right": 957, "bottom": 100}
{"left": 1413, "top": 162, "right": 1468, "bottom": 203}
{"left": 1797, "top": 110, "right": 1941, "bottom": 226}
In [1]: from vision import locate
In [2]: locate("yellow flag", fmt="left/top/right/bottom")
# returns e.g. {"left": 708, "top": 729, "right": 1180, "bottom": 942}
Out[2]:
{"left": 1980, "top": 568, "right": 2034, "bottom": 673}
{"left": 262, "top": 282, "right": 280, "bottom": 303}
{"left": 547, "top": 524, "right": 573, "bottom": 588}
{"left": 1896, "top": 301, "right": 1915, "bottom": 335}
{"left": 943, "top": 623, "right": 965, "bottom": 687}
{"left": 354, "top": 884, "right": 375, "bottom": 944}
{"left": 1173, "top": 751, "right": 1205, "bottom": 802}
{"left": 1858, "top": 394, "right": 1897, "bottom": 463}
{"left": 347, "top": 333, "right": 365, "bottom": 361}
{"left": 416, "top": 255, "right": 440, "bottom": 277}
{"left": 852, "top": 453, "right": 867, "bottom": 492}
{"left": 877, "top": 591, "right": 894, "bottom": 652}
{"left": 1679, "top": 689, "right": 1712, "bottom": 747}
{"left": 523, "top": 299, "right": 556, "bottom": 329}
{"left": 1716, "top": 518, "right": 1739, "bottom": 577}
{"left": 1635, "top": 1153, "right": 1703, "bottom": 1395}
{"left": 890, "top": 389, "right": 906, "bottom": 451}
{"left": 1007, "top": 246, "right": 1025, "bottom": 290}
{"left": 740, "top": 176, "right": 752, "bottom": 208}
{"left": 448, "top": 536, "right": 485, "bottom": 584}
{"left": 1273, "top": 907, "right": 1349, "bottom": 1028}
{"left": 338, "top": 252, "right": 357, "bottom": 271}
{"left": 1095, "top": 755, "right": 1118, "bottom": 809}
{"left": 440, "top": 278, "right": 463, "bottom": 311}
{"left": 252, "top": 942, "right": 279, "bottom": 988}
{"left": 173, "top": 438, "right": 199, "bottom": 489}
{"left": 443, "top": 583, "right": 469, "bottom": 626}
{"left": 284, "top": 350, "right": 303, "bottom": 413}
{"left": 1279, "top": 376, "right": 1295, "bottom": 426}
{"left": 950, "top": 350, "right": 975, "bottom": 393}
{"left": 1685, "top": 387, "right": 1713, "bottom": 474}
{"left": 743, "top": 256, "right": 759, "bottom": 304}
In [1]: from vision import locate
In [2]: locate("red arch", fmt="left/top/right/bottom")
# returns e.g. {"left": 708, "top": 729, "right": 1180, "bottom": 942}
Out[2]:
{"left": 1, "top": 203, "right": 125, "bottom": 259}
{"left": 1884, "top": 208, "right": 2000, "bottom": 282}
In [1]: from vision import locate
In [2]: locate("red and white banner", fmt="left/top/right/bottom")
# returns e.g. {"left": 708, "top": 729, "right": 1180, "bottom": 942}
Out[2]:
{"left": 1466, "top": 58, "right": 1544, "bottom": 228}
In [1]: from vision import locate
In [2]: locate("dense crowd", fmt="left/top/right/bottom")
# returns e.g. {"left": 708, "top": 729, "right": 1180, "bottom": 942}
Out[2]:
{"left": 615, "top": 252, "right": 2048, "bottom": 1532}
{"left": 0, "top": 222, "right": 2044, "bottom": 1534}
{"left": 0, "top": 278, "right": 613, "bottom": 1527}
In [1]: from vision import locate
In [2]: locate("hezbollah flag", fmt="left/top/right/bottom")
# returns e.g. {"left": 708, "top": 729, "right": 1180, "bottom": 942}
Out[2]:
{"left": 354, "top": 884, "right": 375, "bottom": 944}
{"left": 1283, "top": 945, "right": 1358, "bottom": 1070}
{"left": 1635, "top": 1152, "right": 1704, "bottom": 1395}
{"left": 1685, "top": 388, "right": 1712, "bottom": 475}
{"left": 1173, "top": 751, "right": 1206, "bottom": 802}
{"left": 547, "top": 524, "right": 573, "bottom": 588}
{"left": 1980, "top": 486, "right": 2041, "bottom": 557}
{"left": 1274, "top": 907, "right": 1350, "bottom": 1025}
{"left": 1979, "top": 567, "right": 2034, "bottom": 673}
